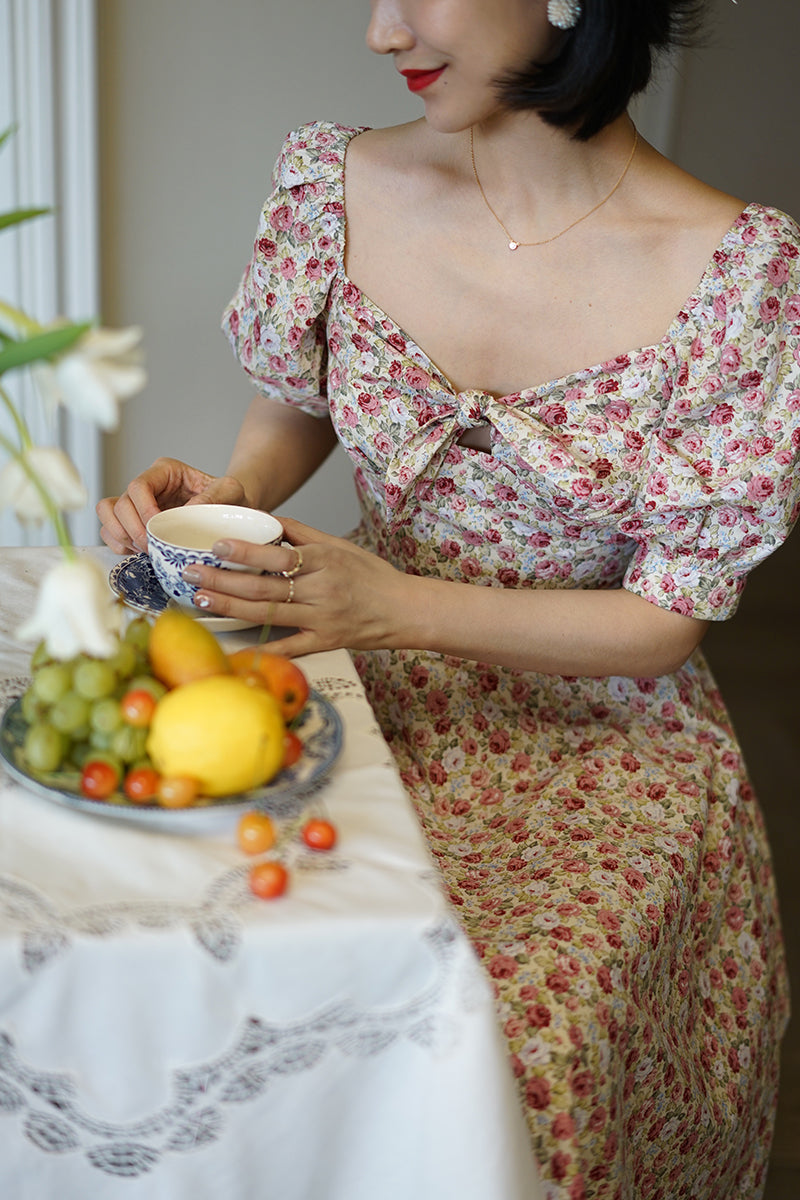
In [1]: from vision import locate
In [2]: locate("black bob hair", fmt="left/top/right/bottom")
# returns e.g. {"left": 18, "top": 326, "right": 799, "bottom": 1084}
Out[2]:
{"left": 497, "top": 0, "right": 706, "bottom": 141}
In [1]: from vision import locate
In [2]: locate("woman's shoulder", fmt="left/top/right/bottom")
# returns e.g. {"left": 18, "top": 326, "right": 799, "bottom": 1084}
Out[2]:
{"left": 719, "top": 202, "right": 800, "bottom": 276}
{"left": 271, "top": 120, "right": 369, "bottom": 190}
{"left": 698, "top": 203, "right": 800, "bottom": 329}
{"left": 342, "top": 120, "right": 463, "bottom": 215}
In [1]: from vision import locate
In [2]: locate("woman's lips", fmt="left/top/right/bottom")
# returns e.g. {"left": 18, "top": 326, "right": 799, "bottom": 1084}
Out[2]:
{"left": 401, "top": 67, "right": 445, "bottom": 93}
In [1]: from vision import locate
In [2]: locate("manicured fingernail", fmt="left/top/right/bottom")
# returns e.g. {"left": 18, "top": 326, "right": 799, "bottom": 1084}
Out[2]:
{"left": 194, "top": 593, "right": 211, "bottom": 609}
{"left": 182, "top": 567, "right": 202, "bottom": 583}
{"left": 212, "top": 540, "right": 232, "bottom": 557}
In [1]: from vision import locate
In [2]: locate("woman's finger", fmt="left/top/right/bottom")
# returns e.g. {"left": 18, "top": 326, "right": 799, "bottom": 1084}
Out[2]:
{"left": 191, "top": 580, "right": 306, "bottom": 626}
{"left": 277, "top": 515, "right": 342, "bottom": 549}
{"left": 97, "top": 493, "right": 145, "bottom": 553}
{"left": 208, "top": 537, "right": 313, "bottom": 579}
{"left": 112, "top": 491, "right": 152, "bottom": 551}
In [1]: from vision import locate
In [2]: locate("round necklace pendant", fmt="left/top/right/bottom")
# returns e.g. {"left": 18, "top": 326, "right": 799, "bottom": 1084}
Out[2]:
{"left": 508, "top": 240, "right": 519, "bottom": 251}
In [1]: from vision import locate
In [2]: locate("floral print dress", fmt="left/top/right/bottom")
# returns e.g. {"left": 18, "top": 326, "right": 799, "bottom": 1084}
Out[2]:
{"left": 222, "top": 122, "right": 799, "bottom": 1200}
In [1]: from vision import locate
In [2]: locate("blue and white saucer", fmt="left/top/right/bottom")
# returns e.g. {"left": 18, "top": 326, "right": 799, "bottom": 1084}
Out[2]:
{"left": 108, "top": 553, "right": 258, "bottom": 633}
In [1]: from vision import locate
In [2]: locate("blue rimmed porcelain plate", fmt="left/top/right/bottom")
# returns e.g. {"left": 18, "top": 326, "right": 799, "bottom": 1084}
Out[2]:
{"left": 0, "top": 691, "right": 342, "bottom": 833}
{"left": 109, "top": 553, "right": 258, "bottom": 633}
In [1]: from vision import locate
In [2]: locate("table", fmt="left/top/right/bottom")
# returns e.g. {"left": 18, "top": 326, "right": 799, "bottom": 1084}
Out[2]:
{"left": 0, "top": 547, "right": 542, "bottom": 1199}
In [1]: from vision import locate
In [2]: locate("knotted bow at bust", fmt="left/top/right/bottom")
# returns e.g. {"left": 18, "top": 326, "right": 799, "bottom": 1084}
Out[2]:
{"left": 383, "top": 388, "right": 555, "bottom": 530}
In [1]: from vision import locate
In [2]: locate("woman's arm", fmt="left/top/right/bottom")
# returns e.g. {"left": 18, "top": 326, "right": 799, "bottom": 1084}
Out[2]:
{"left": 97, "top": 396, "right": 337, "bottom": 553}
{"left": 185, "top": 520, "right": 709, "bottom": 679}
{"left": 225, "top": 395, "right": 339, "bottom": 512}
{"left": 403, "top": 571, "right": 708, "bottom": 677}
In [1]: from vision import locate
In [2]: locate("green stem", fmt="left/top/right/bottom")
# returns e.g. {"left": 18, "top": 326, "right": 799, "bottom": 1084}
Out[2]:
{"left": 257, "top": 604, "right": 276, "bottom": 645}
{"left": 0, "top": 299, "right": 40, "bottom": 340}
{"left": 0, "top": 382, "right": 32, "bottom": 449}
{"left": 0, "top": 430, "right": 75, "bottom": 556}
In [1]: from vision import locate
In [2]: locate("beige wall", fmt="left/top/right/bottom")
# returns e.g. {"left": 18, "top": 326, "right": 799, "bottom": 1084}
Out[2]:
{"left": 98, "top": 0, "right": 800, "bottom": 535}
{"left": 98, "top": 0, "right": 419, "bottom": 532}
{"left": 672, "top": 0, "right": 800, "bottom": 216}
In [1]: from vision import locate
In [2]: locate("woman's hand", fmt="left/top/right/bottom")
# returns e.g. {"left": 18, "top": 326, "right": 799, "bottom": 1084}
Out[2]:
{"left": 181, "top": 516, "right": 418, "bottom": 658}
{"left": 154, "top": 509, "right": 709, "bottom": 676}
{"left": 97, "top": 457, "right": 248, "bottom": 554}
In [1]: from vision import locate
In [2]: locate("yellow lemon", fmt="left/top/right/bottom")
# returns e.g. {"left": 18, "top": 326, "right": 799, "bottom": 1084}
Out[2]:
{"left": 147, "top": 675, "right": 285, "bottom": 796}
{"left": 147, "top": 609, "right": 231, "bottom": 689}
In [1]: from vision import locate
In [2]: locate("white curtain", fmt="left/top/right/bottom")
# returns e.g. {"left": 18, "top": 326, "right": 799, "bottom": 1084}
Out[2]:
{"left": 0, "top": 0, "right": 100, "bottom": 547}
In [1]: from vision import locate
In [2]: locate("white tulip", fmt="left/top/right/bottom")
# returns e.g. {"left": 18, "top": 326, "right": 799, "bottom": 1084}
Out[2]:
{"left": 0, "top": 446, "right": 87, "bottom": 522}
{"left": 33, "top": 326, "right": 147, "bottom": 431}
{"left": 17, "top": 557, "right": 122, "bottom": 660}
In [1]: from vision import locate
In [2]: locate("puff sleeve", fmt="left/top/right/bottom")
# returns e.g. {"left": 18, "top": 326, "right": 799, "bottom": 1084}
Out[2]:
{"left": 621, "top": 207, "right": 800, "bottom": 620}
{"left": 221, "top": 121, "right": 364, "bottom": 417}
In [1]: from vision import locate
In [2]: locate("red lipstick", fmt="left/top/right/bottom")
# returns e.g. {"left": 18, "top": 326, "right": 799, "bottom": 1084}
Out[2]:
{"left": 401, "top": 67, "right": 445, "bottom": 93}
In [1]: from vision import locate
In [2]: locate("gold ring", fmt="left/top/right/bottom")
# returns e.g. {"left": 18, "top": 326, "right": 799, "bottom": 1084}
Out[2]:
{"left": 285, "top": 576, "right": 295, "bottom": 604}
{"left": 279, "top": 546, "right": 303, "bottom": 579}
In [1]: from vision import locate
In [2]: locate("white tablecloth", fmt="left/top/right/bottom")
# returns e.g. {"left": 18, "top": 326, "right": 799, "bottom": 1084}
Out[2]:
{"left": 0, "top": 548, "right": 542, "bottom": 1199}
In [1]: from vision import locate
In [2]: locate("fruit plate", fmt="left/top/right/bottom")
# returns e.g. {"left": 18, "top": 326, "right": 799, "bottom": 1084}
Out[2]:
{"left": 109, "top": 553, "right": 259, "bottom": 634}
{"left": 0, "top": 690, "right": 342, "bottom": 833}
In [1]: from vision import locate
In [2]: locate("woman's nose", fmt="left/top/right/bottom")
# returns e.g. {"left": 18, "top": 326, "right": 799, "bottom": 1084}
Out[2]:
{"left": 366, "top": 0, "right": 415, "bottom": 55}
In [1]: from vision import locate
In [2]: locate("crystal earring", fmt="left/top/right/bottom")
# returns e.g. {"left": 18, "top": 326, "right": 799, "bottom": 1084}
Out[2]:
{"left": 547, "top": 0, "right": 582, "bottom": 31}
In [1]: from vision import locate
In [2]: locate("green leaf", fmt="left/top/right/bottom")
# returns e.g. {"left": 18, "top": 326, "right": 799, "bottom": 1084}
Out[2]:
{"left": 0, "top": 206, "right": 52, "bottom": 232}
{"left": 0, "top": 323, "right": 91, "bottom": 377}
{"left": 0, "top": 125, "right": 17, "bottom": 153}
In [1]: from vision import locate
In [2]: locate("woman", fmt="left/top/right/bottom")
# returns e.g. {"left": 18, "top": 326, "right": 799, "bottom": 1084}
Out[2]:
{"left": 98, "top": 1, "right": 798, "bottom": 1195}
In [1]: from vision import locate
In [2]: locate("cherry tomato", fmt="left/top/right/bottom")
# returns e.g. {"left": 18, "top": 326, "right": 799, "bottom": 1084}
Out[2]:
{"left": 248, "top": 861, "right": 288, "bottom": 899}
{"left": 123, "top": 766, "right": 161, "bottom": 802}
{"left": 283, "top": 730, "right": 303, "bottom": 768}
{"left": 80, "top": 759, "right": 121, "bottom": 800}
{"left": 301, "top": 818, "right": 337, "bottom": 851}
{"left": 120, "top": 688, "right": 158, "bottom": 728}
{"left": 237, "top": 811, "right": 277, "bottom": 855}
{"left": 157, "top": 776, "right": 200, "bottom": 809}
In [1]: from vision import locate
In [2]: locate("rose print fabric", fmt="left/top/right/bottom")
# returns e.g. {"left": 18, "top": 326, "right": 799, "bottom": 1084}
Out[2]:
{"left": 223, "top": 122, "right": 798, "bottom": 1200}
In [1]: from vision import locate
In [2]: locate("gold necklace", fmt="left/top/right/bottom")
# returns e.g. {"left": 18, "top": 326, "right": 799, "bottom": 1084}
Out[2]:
{"left": 469, "top": 125, "right": 639, "bottom": 251}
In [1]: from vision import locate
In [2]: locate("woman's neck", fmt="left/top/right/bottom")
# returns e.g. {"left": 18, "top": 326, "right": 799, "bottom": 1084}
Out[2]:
{"left": 462, "top": 110, "right": 638, "bottom": 243}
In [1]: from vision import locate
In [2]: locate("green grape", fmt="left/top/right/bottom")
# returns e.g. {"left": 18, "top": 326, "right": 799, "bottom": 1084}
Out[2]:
{"left": 124, "top": 617, "right": 151, "bottom": 654}
{"left": 50, "top": 692, "right": 91, "bottom": 736}
{"left": 23, "top": 722, "right": 65, "bottom": 773}
{"left": 90, "top": 697, "right": 123, "bottom": 735}
{"left": 30, "top": 640, "right": 53, "bottom": 672}
{"left": 129, "top": 755, "right": 154, "bottom": 773}
{"left": 109, "top": 640, "right": 137, "bottom": 681}
{"left": 21, "top": 686, "right": 46, "bottom": 725}
{"left": 73, "top": 659, "right": 117, "bottom": 701}
{"left": 127, "top": 675, "right": 167, "bottom": 702}
{"left": 111, "top": 724, "right": 148, "bottom": 764}
{"left": 68, "top": 741, "right": 93, "bottom": 770}
{"left": 31, "top": 663, "right": 73, "bottom": 706}
{"left": 89, "top": 727, "right": 114, "bottom": 751}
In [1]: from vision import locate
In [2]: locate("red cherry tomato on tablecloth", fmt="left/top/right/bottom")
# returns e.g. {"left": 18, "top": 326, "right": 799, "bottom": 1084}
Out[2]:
{"left": 248, "top": 861, "right": 289, "bottom": 899}
{"left": 237, "top": 811, "right": 276, "bottom": 855}
{"left": 80, "top": 759, "right": 121, "bottom": 800}
{"left": 301, "top": 818, "right": 337, "bottom": 851}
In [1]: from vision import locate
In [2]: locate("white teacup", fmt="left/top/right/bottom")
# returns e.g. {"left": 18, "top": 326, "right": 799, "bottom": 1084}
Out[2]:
{"left": 146, "top": 504, "right": 283, "bottom": 611}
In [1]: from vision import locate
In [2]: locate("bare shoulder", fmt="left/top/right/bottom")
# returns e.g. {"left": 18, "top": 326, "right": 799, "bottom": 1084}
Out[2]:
{"left": 347, "top": 120, "right": 434, "bottom": 164}
{"left": 345, "top": 120, "right": 461, "bottom": 197}
{"left": 632, "top": 141, "right": 746, "bottom": 258}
